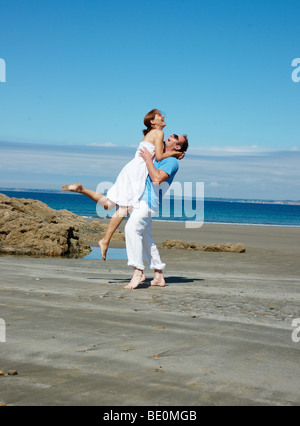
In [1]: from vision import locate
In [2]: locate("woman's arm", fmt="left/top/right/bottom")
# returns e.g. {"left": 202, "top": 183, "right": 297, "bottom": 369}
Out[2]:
{"left": 151, "top": 130, "right": 164, "bottom": 161}
{"left": 159, "top": 150, "right": 184, "bottom": 160}
{"left": 152, "top": 131, "right": 182, "bottom": 161}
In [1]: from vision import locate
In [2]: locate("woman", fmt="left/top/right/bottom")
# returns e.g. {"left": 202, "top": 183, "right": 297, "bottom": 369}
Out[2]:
{"left": 62, "top": 109, "right": 182, "bottom": 260}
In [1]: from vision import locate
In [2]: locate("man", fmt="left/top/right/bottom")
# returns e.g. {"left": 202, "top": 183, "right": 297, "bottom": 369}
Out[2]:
{"left": 124, "top": 134, "right": 188, "bottom": 290}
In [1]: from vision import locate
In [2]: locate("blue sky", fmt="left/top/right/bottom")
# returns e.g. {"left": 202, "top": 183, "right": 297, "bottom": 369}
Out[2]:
{"left": 0, "top": 0, "right": 300, "bottom": 199}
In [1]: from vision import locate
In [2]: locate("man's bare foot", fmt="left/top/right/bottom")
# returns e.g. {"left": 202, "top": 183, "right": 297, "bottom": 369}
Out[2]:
{"left": 124, "top": 269, "right": 146, "bottom": 290}
{"left": 150, "top": 270, "right": 166, "bottom": 287}
{"left": 99, "top": 239, "right": 108, "bottom": 261}
{"left": 62, "top": 183, "right": 83, "bottom": 193}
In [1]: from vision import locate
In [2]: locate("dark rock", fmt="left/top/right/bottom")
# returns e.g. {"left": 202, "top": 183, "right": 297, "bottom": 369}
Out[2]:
{"left": 161, "top": 239, "right": 246, "bottom": 253}
{"left": 0, "top": 193, "right": 124, "bottom": 257}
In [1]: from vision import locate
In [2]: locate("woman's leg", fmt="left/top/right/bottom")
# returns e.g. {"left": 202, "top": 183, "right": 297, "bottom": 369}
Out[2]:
{"left": 62, "top": 183, "right": 129, "bottom": 260}
{"left": 62, "top": 183, "right": 115, "bottom": 210}
{"left": 99, "top": 206, "right": 131, "bottom": 260}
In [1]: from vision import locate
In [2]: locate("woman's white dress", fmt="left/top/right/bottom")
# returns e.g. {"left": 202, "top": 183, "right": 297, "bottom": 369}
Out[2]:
{"left": 106, "top": 135, "right": 156, "bottom": 208}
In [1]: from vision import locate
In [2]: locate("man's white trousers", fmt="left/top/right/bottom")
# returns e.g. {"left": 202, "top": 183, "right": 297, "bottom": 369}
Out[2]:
{"left": 125, "top": 201, "right": 166, "bottom": 271}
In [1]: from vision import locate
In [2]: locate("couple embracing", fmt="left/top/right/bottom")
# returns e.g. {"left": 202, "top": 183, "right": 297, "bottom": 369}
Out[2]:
{"left": 63, "top": 109, "right": 188, "bottom": 289}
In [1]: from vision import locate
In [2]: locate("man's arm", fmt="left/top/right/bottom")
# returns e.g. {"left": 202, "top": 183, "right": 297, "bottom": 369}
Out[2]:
{"left": 139, "top": 148, "right": 169, "bottom": 185}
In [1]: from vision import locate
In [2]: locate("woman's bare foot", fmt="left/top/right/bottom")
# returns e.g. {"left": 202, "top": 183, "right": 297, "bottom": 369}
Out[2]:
{"left": 124, "top": 269, "right": 146, "bottom": 290}
{"left": 62, "top": 183, "right": 83, "bottom": 193}
{"left": 99, "top": 239, "right": 108, "bottom": 261}
{"left": 150, "top": 270, "right": 166, "bottom": 287}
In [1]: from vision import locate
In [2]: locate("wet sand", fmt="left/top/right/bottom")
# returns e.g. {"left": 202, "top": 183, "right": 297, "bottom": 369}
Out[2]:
{"left": 0, "top": 222, "right": 300, "bottom": 406}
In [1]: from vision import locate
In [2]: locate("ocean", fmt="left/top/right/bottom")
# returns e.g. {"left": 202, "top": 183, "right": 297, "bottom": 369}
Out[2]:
{"left": 1, "top": 190, "right": 300, "bottom": 227}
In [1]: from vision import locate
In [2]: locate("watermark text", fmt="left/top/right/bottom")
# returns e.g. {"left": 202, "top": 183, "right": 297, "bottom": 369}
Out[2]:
{"left": 291, "top": 58, "right": 300, "bottom": 83}
{"left": 292, "top": 318, "right": 300, "bottom": 343}
{"left": 0, "top": 58, "right": 6, "bottom": 83}
{"left": 0, "top": 318, "right": 6, "bottom": 343}
{"left": 96, "top": 181, "right": 204, "bottom": 228}
{"left": 103, "top": 409, "right": 197, "bottom": 423}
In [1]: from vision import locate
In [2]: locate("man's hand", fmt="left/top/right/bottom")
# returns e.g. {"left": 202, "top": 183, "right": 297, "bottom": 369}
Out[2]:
{"left": 139, "top": 147, "right": 155, "bottom": 163}
{"left": 139, "top": 147, "right": 169, "bottom": 185}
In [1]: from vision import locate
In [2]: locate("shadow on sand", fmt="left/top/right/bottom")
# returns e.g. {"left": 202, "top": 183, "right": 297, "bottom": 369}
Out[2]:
{"left": 106, "top": 276, "right": 204, "bottom": 288}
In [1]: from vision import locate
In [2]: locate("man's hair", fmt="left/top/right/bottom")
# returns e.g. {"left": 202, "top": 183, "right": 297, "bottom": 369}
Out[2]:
{"left": 178, "top": 134, "right": 189, "bottom": 153}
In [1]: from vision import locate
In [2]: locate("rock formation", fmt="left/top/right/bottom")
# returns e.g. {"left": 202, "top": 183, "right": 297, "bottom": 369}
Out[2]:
{"left": 161, "top": 239, "right": 246, "bottom": 253}
{"left": 0, "top": 193, "right": 124, "bottom": 257}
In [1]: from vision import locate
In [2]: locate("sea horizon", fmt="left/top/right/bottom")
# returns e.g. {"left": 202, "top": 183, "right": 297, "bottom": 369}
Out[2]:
{"left": 1, "top": 187, "right": 299, "bottom": 206}
{"left": 1, "top": 188, "right": 300, "bottom": 228}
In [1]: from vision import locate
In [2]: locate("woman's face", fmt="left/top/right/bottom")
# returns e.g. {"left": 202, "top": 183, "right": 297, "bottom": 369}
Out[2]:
{"left": 151, "top": 113, "right": 166, "bottom": 129}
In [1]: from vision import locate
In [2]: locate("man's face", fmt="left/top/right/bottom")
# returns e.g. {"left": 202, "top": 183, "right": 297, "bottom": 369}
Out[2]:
{"left": 165, "top": 134, "right": 185, "bottom": 150}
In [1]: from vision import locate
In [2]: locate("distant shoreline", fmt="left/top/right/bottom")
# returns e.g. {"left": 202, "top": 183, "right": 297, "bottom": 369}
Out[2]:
{"left": 1, "top": 188, "right": 300, "bottom": 206}
{"left": 2, "top": 189, "right": 300, "bottom": 228}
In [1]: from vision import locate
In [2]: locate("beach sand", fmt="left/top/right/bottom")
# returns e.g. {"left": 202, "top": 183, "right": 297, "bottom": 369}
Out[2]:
{"left": 0, "top": 222, "right": 300, "bottom": 406}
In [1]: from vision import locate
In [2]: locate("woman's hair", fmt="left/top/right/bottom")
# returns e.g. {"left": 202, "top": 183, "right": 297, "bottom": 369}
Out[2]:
{"left": 143, "top": 109, "right": 163, "bottom": 136}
